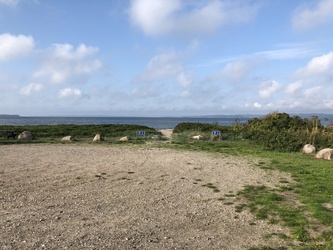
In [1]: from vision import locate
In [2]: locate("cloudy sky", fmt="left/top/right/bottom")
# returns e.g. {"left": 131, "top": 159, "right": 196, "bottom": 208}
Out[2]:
{"left": 1, "top": 0, "right": 333, "bottom": 116}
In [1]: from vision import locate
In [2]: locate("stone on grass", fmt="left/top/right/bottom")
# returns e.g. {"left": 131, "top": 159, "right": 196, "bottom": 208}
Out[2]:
{"left": 302, "top": 144, "right": 316, "bottom": 154}
{"left": 118, "top": 136, "right": 129, "bottom": 141}
{"left": 316, "top": 148, "right": 333, "bottom": 160}
{"left": 18, "top": 131, "right": 33, "bottom": 140}
{"left": 93, "top": 134, "right": 104, "bottom": 142}
{"left": 61, "top": 136, "right": 75, "bottom": 142}
{"left": 191, "top": 135, "right": 203, "bottom": 140}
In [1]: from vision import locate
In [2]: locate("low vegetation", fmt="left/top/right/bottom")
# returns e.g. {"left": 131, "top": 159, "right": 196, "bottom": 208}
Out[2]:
{"left": 173, "top": 112, "right": 333, "bottom": 152}
{"left": 243, "top": 112, "right": 333, "bottom": 152}
{"left": 1, "top": 112, "right": 333, "bottom": 248}
{"left": 0, "top": 124, "right": 161, "bottom": 143}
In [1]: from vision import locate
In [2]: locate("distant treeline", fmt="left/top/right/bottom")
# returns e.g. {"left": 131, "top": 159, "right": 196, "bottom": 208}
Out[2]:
{"left": 0, "top": 114, "right": 20, "bottom": 117}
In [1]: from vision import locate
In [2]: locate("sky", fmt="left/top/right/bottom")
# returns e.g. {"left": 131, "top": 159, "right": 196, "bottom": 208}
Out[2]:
{"left": 0, "top": 0, "right": 333, "bottom": 117}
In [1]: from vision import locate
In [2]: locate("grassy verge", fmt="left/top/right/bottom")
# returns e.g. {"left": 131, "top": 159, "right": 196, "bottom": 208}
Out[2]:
{"left": 0, "top": 124, "right": 162, "bottom": 144}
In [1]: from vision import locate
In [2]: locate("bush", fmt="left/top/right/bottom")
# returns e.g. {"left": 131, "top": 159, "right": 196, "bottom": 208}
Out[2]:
{"left": 243, "top": 112, "right": 333, "bottom": 152}
{"left": 173, "top": 122, "right": 220, "bottom": 134}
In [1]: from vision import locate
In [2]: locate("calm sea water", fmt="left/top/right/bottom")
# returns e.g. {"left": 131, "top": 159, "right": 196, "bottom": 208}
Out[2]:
{"left": 0, "top": 116, "right": 248, "bottom": 129}
{"left": 1, "top": 114, "right": 332, "bottom": 129}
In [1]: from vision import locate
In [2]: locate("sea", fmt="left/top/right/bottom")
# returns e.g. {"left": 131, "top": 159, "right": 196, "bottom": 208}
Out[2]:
{"left": 0, "top": 116, "right": 250, "bottom": 129}
{"left": 0, "top": 114, "right": 332, "bottom": 129}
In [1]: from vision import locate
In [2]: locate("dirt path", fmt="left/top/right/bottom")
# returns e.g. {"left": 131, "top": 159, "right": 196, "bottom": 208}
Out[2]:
{"left": 1, "top": 144, "right": 292, "bottom": 249}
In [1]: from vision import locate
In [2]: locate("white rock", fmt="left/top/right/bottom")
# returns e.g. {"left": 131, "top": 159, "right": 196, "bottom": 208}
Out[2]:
{"left": 191, "top": 135, "right": 203, "bottom": 140}
{"left": 18, "top": 131, "right": 33, "bottom": 140}
{"left": 93, "top": 134, "right": 103, "bottom": 142}
{"left": 316, "top": 148, "right": 333, "bottom": 160}
{"left": 302, "top": 144, "right": 316, "bottom": 154}
{"left": 118, "top": 136, "right": 129, "bottom": 141}
{"left": 61, "top": 136, "right": 75, "bottom": 141}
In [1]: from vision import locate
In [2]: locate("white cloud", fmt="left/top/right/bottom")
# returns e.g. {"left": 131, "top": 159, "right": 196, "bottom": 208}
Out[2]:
{"left": 177, "top": 72, "right": 191, "bottom": 87}
{"left": 128, "top": 0, "right": 181, "bottom": 36}
{"left": 259, "top": 80, "right": 281, "bottom": 98}
{"left": 303, "top": 86, "right": 322, "bottom": 99}
{"left": 293, "top": 0, "right": 333, "bottom": 30}
{"left": 297, "top": 52, "right": 333, "bottom": 76}
{"left": 219, "top": 59, "right": 254, "bottom": 83}
{"left": 33, "top": 43, "right": 102, "bottom": 85}
{"left": 256, "top": 47, "right": 313, "bottom": 60}
{"left": 180, "top": 90, "right": 190, "bottom": 98}
{"left": 136, "top": 51, "right": 192, "bottom": 89}
{"left": 135, "top": 51, "right": 196, "bottom": 101}
{"left": 52, "top": 43, "right": 99, "bottom": 60}
{"left": 253, "top": 102, "right": 262, "bottom": 108}
{"left": 131, "top": 87, "right": 159, "bottom": 98}
{"left": 0, "top": 0, "right": 19, "bottom": 7}
{"left": 0, "top": 33, "right": 34, "bottom": 61}
{"left": 128, "top": 0, "right": 258, "bottom": 36}
{"left": 58, "top": 88, "right": 82, "bottom": 98}
{"left": 139, "top": 51, "right": 183, "bottom": 81}
{"left": 285, "top": 81, "right": 303, "bottom": 94}
{"left": 20, "top": 83, "right": 43, "bottom": 95}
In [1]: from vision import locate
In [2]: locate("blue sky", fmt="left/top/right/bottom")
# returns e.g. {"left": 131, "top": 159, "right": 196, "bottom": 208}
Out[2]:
{"left": 1, "top": 0, "right": 333, "bottom": 116}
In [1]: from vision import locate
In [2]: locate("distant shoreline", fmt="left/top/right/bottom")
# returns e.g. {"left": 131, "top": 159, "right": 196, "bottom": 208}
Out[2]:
{"left": 0, "top": 114, "right": 20, "bottom": 118}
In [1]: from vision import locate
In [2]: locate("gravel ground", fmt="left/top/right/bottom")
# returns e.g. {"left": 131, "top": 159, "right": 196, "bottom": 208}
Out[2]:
{"left": 1, "top": 144, "right": 293, "bottom": 249}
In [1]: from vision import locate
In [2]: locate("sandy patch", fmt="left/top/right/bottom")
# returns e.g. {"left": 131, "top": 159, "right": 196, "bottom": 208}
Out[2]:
{"left": 0, "top": 144, "right": 292, "bottom": 249}
{"left": 158, "top": 129, "right": 173, "bottom": 138}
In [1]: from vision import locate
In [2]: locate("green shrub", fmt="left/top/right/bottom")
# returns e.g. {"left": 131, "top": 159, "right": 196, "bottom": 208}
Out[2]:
{"left": 173, "top": 122, "right": 220, "bottom": 133}
{"left": 243, "top": 112, "right": 333, "bottom": 152}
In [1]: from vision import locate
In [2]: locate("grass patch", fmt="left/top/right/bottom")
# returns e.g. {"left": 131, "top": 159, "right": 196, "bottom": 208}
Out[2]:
{"left": 237, "top": 185, "right": 311, "bottom": 241}
{"left": 235, "top": 204, "right": 247, "bottom": 213}
{"left": 225, "top": 193, "right": 236, "bottom": 197}
{"left": 201, "top": 182, "right": 221, "bottom": 193}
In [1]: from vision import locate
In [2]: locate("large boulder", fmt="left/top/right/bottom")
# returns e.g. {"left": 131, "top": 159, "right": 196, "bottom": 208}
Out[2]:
{"left": 61, "top": 136, "right": 75, "bottom": 142}
{"left": 316, "top": 148, "right": 333, "bottom": 160}
{"left": 302, "top": 144, "right": 316, "bottom": 154}
{"left": 18, "top": 131, "right": 33, "bottom": 140}
{"left": 93, "top": 134, "right": 104, "bottom": 142}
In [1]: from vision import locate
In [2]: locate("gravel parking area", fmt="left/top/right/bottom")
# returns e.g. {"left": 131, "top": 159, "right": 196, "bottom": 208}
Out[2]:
{"left": 1, "top": 144, "right": 292, "bottom": 249}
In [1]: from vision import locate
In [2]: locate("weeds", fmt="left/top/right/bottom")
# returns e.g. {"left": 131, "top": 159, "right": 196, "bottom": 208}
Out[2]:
{"left": 201, "top": 182, "right": 220, "bottom": 193}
